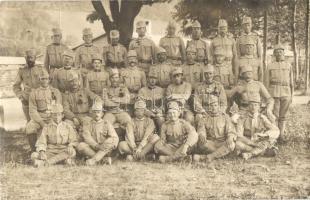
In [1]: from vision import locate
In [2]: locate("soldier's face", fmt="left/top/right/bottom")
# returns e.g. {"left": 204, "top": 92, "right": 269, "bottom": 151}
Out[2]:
{"left": 63, "top": 56, "right": 73, "bottom": 67}
{"left": 204, "top": 72, "right": 214, "bottom": 83}
{"left": 242, "top": 23, "right": 252, "bottom": 33}
{"left": 92, "top": 110, "right": 103, "bottom": 121}
{"left": 209, "top": 102, "right": 219, "bottom": 114}
{"left": 167, "top": 109, "right": 180, "bottom": 121}
{"left": 128, "top": 57, "right": 137, "bottom": 66}
{"left": 40, "top": 77, "right": 49, "bottom": 88}
{"left": 245, "top": 44, "right": 254, "bottom": 55}
{"left": 92, "top": 60, "right": 102, "bottom": 70}
{"left": 70, "top": 79, "right": 79, "bottom": 89}
{"left": 243, "top": 71, "right": 253, "bottom": 81}
{"left": 111, "top": 37, "right": 119, "bottom": 45}
{"left": 186, "top": 52, "right": 196, "bottom": 62}
{"left": 25, "top": 55, "right": 36, "bottom": 67}
{"left": 249, "top": 102, "right": 260, "bottom": 114}
{"left": 51, "top": 113, "right": 63, "bottom": 124}
{"left": 215, "top": 55, "right": 225, "bottom": 64}
{"left": 110, "top": 75, "right": 120, "bottom": 86}
{"left": 134, "top": 108, "right": 145, "bottom": 119}
{"left": 192, "top": 27, "right": 201, "bottom": 39}
{"left": 52, "top": 34, "right": 62, "bottom": 44}
{"left": 148, "top": 77, "right": 157, "bottom": 86}
{"left": 274, "top": 49, "right": 284, "bottom": 61}
{"left": 137, "top": 27, "right": 146, "bottom": 37}
{"left": 218, "top": 26, "right": 227, "bottom": 35}
{"left": 158, "top": 53, "right": 167, "bottom": 62}
{"left": 83, "top": 34, "right": 93, "bottom": 44}
{"left": 173, "top": 74, "right": 183, "bottom": 84}
{"left": 167, "top": 26, "right": 176, "bottom": 36}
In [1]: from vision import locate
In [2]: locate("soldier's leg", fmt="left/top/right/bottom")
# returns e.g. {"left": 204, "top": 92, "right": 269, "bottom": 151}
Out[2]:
{"left": 198, "top": 140, "right": 219, "bottom": 154}
{"left": 273, "top": 97, "right": 281, "bottom": 125}
{"left": 183, "top": 110, "right": 194, "bottom": 126}
{"left": 206, "top": 141, "right": 234, "bottom": 160}
{"left": 278, "top": 96, "right": 292, "bottom": 138}
{"left": 242, "top": 140, "right": 270, "bottom": 160}
{"left": 154, "top": 140, "right": 177, "bottom": 156}
{"left": 116, "top": 112, "right": 134, "bottom": 143}
{"left": 22, "top": 104, "right": 31, "bottom": 122}
{"left": 25, "top": 120, "right": 42, "bottom": 152}
{"left": 140, "top": 134, "right": 160, "bottom": 156}
{"left": 194, "top": 114, "right": 203, "bottom": 128}
{"left": 235, "top": 140, "right": 254, "bottom": 153}
{"left": 46, "top": 152, "right": 71, "bottom": 165}
{"left": 118, "top": 141, "right": 133, "bottom": 155}
{"left": 76, "top": 142, "right": 96, "bottom": 158}
{"left": 91, "top": 138, "right": 118, "bottom": 163}
{"left": 154, "top": 116, "right": 165, "bottom": 133}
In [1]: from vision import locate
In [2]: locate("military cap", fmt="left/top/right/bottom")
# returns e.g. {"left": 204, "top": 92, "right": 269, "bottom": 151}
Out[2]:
{"left": 273, "top": 44, "right": 285, "bottom": 51}
{"left": 148, "top": 70, "right": 158, "bottom": 78}
{"left": 127, "top": 50, "right": 137, "bottom": 58}
{"left": 248, "top": 97, "right": 261, "bottom": 103}
{"left": 167, "top": 101, "right": 180, "bottom": 112}
{"left": 136, "top": 20, "right": 147, "bottom": 28}
{"left": 91, "top": 54, "right": 103, "bottom": 61}
{"left": 109, "top": 68, "right": 119, "bottom": 77}
{"left": 25, "top": 48, "right": 37, "bottom": 56}
{"left": 110, "top": 30, "right": 120, "bottom": 38}
{"left": 68, "top": 71, "right": 79, "bottom": 81}
{"left": 214, "top": 48, "right": 225, "bottom": 56}
{"left": 51, "top": 28, "right": 62, "bottom": 36}
{"left": 171, "top": 67, "right": 183, "bottom": 76}
{"left": 218, "top": 19, "right": 228, "bottom": 27}
{"left": 203, "top": 64, "right": 215, "bottom": 73}
{"left": 208, "top": 95, "right": 219, "bottom": 105}
{"left": 91, "top": 101, "right": 103, "bottom": 111}
{"left": 240, "top": 65, "right": 253, "bottom": 74}
{"left": 134, "top": 100, "right": 146, "bottom": 109}
{"left": 192, "top": 20, "right": 201, "bottom": 28}
{"left": 50, "top": 104, "right": 64, "bottom": 114}
{"left": 242, "top": 17, "right": 252, "bottom": 25}
{"left": 83, "top": 28, "right": 92, "bottom": 36}
{"left": 186, "top": 45, "right": 196, "bottom": 53}
{"left": 38, "top": 69, "right": 49, "bottom": 79}
{"left": 62, "top": 50, "right": 75, "bottom": 58}
{"left": 157, "top": 47, "right": 167, "bottom": 54}
{"left": 167, "top": 21, "right": 176, "bottom": 29}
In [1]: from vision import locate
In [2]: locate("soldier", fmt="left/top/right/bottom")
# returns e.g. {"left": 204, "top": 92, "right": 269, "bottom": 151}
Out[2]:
{"left": 25, "top": 69, "right": 62, "bottom": 152}
{"left": 182, "top": 45, "right": 204, "bottom": 90}
{"left": 75, "top": 28, "right": 101, "bottom": 84}
{"left": 186, "top": 20, "right": 208, "bottom": 65}
{"left": 213, "top": 48, "right": 235, "bottom": 90}
{"left": 149, "top": 47, "right": 173, "bottom": 88}
{"left": 235, "top": 99, "right": 280, "bottom": 160}
{"left": 138, "top": 69, "right": 165, "bottom": 131}
{"left": 265, "top": 44, "right": 294, "bottom": 141}
{"left": 237, "top": 38, "right": 263, "bottom": 82}
{"left": 154, "top": 101, "right": 198, "bottom": 163}
{"left": 118, "top": 100, "right": 160, "bottom": 161}
{"left": 236, "top": 16, "right": 262, "bottom": 59}
{"left": 193, "top": 96, "right": 236, "bottom": 162}
{"left": 230, "top": 65, "right": 275, "bottom": 122}
{"left": 159, "top": 21, "right": 186, "bottom": 65}
{"left": 52, "top": 50, "right": 83, "bottom": 93}
{"left": 120, "top": 50, "right": 147, "bottom": 107}
{"left": 166, "top": 67, "right": 194, "bottom": 125}
{"left": 77, "top": 101, "right": 119, "bottom": 166}
{"left": 44, "top": 28, "right": 69, "bottom": 74}
{"left": 102, "top": 69, "right": 134, "bottom": 145}
{"left": 210, "top": 19, "right": 237, "bottom": 77}
{"left": 62, "top": 71, "right": 101, "bottom": 131}
{"left": 13, "top": 49, "right": 45, "bottom": 122}
{"left": 129, "top": 20, "right": 157, "bottom": 73}
{"left": 194, "top": 64, "right": 227, "bottom": 122}
{"left": 103, "top": 30, "right": 127, "bottom": 69}
{"left": 31, "top": 104, "right": 78, "bottom": 167}
{"left": 85, "top": 54, "right": 110, "bottom": 96}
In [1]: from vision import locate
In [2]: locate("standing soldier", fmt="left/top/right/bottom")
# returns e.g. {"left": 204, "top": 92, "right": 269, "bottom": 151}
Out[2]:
{"left": 138, "top": 69, "right": 165, "bottom": 131}
{"left": 236, "top": 16, "right": 262, "bottom": 59}
{"left": 186, "top": 20, "right": 208, "bottom": 65}
{"left": 77, "top": 102, "right": 119, "bottom": 166}
{"left": 26, "top": 69, "right": 62, "bottom": 152}
{"left": 31, "top": 104, "right": 78, "bottom": 167}
{"left": 210, "top": 19, "right": 237, "bottom": 78}
{"left": 182, "top": 45, "right": 204, "bottom": 90}
{"left": 159, "top": 21, "right": 186, "bottom": 65}
{"left": 129, "top": 20, "right": 157, "bottom": 73}
{"left": 75, "top": 28, "right": 100, "bottom": 84}
{"left": 13, "top": 49, "right": 44, "bottom": 122}
{"left": 118, "top": 100, "right": 160, "bottom": 161}
{"left": 85, "top": 54, "right": 110, "bottom": 96}
{"left": 154, "top": 101, "right": 198, "bottom": 163}
{"left": 149, "top": 47, "right": 173, "bottom": 88}
{"left": 52, "top": 50, "right": 82, "bottom": 93}
{"left": 265, "top": 45, "right": 294, "bottom": 142}
{"left": 44, "top": 28, "right": 69, "bottom": 74}
{"left": 193, "top": 96, "right": 236, "bottom": 163}
{"left": 103, "top": 30, "right": 127, "bottom": 69}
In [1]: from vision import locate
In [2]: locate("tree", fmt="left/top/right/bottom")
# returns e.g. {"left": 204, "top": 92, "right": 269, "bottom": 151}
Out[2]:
{"left": 291, "top": 0, "right": 298, "bottom": 83}
{"left": 305, "top": 0, "right": 310, "bottom": 94}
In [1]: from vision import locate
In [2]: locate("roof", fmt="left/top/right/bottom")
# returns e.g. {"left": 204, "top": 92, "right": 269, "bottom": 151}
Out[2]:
{"left": 72, "top": 33, "right": 107, "bottom": 50}
{"left": 0, "top": 56, "right": 43, "bottom": 65}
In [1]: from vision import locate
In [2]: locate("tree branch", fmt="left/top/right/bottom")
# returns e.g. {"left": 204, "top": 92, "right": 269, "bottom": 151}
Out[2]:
{"left": 91, "top": 0, "right": 113, "bottom": 32}
{"left": 110, "top": 0, "right": 120, "bottom": 27}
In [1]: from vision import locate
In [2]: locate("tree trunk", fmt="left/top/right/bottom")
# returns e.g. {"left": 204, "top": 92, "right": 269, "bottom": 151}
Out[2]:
{"left": 305, "top": 0, "right": 310, "bottom": 94}
{"left": 263, "top": 10, "right": 268, "bottom": 80}
{"left": 275, "top": 0, "right": 281, "bottom": 44}
{"left": 291, "top": 0, "right": 298, "bottom": 83}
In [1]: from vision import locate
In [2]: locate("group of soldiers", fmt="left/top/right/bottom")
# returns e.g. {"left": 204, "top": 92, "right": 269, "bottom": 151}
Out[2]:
{"left": 13, "top": 16, "right": 293, "bottom": 166}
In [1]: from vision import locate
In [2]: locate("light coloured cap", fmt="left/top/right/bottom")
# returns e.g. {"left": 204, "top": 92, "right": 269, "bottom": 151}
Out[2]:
{"left": 240, "top": 65, "right": 253, "bottom": 74}
{"left": 167, "top": 21, "right": 176, "bottom": 29}
{"left": 208, "top": 95, "right": 219, "bottom": 105}
{"left": 204, "top": 64, "right": 215, "bottom": 73}
{"left": 62, "top": 50, "right": 75, "bottom": 58}
{"left": 127, "top": 50, "right": 137, "bottom": 58}
{"left": 92, "top": 54, "right": 102, "bottom": 61}
{"left": 186, "top": 45, "right": 196, "bottom": 53}
{"left": 110, "top": 30, "right": 120, "bottom": 38}
{"left": 214, "top": 48, "right": 225, "bottom": 56}
{"left": 68, "top": 71, "right": 79, "bottom": 81}
{"left": 171, "top": 67, "right": 183, "bottom": 76}
{"left": 218, "top": 19, "right": 228, "bottom": 27}
{"left": 25, "top": 48, "right": 37, "bottom": 56}
{"left": 50, "top": 104, "right": 63, "bottom": 114}
{"left": 51, "top": 28, "right": 62, "bottom": 36}
{"left": 248, "top": 97, "right": 261, "bottom": 103}
{"left": 134, "top": 100, "right": 146, "bottom": 109}
{"left": 91, "top": 101, "right": 103, "bottom": 111}
{"left": 83, "top": 28, "right": 92, "bottom": 36}
{"left": 242, "top": 17, "right": 252, "bottom": 25}
{"left": 229, "top": 102, "right": 239, "bottom": 114}
{"left": 136, "top": 20, "right": 147, "bottom": 28}
{"left": 274, "top": 44, "right": 285, "bottom": 51}
{"left": 39, "top": 69, "right": 49, "bottom": 79}
{"left": 109, "top": 68, "right": 119, "bottom": 77}
{"left": 167, "top": 101, "right": 180, "bottom": 111}
{"left": 157, "top": 47, "right": 167, "bottom": 54}
{"left": 192, "top": 20, "right": 201, "bottom": 28}
{"left": 148, "top": 70, "right": 158, "bottom": 78}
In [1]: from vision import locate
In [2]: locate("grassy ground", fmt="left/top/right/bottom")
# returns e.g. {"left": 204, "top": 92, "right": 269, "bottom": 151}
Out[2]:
{"left": 0, "top": 105, "right": 310, "bottom": 200}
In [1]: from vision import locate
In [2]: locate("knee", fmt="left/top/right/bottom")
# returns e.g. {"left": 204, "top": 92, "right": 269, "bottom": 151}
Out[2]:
{"left": 154, "top": 140, "right": 164, "bottom": 153}
{"left": 118, "top": 141, "right": 131, "bottom": 154}
{"left": 30, "top": 152, "right": 39, "bottom": 160}
{"left": 76, "top": 142, "right": 90, "bottom": 152}
{"left": 148, "top": 134, "right": 160, "bottom": 144}
{"left": 235, "top": 141, "right": 244, "bottom": 150}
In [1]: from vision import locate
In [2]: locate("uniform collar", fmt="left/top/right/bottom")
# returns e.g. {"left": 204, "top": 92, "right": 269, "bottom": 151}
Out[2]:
{"left": 135, "top": 117, "right": 145, "bottom": 121}
{"left": 84, "top": 43, "right": 93, "bottom": 47}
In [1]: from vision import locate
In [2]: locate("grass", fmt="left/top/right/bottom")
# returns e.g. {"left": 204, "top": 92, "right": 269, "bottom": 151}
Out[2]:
{"left": 0, "top": 105, "right": 310, "bottom": 200}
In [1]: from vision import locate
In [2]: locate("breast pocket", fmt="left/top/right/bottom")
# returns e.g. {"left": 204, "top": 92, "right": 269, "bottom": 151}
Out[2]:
{"left": 36, "top": 96, "right": 48, "bottom": 111}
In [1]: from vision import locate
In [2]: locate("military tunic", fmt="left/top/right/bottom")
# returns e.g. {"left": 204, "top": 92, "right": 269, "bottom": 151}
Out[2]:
{"left": 159, "top": 35, "right": 186, "bottom": 64}
{"left": 85, "top": 69, "right": 110, "bottom": 96}
{"left": 103, "top": 44, "right": 127, "bottom": 68}
{"left": 186, "top": 39, "right": 208, "bottom": 64}
{"left": 214, "top": 63, "right": 235, "bottom": 89}
{"left": 44, "top": 43, "right": 69, "bottom": 72}
{"left": 149, "top": 63, "right": 173, "bottom": 88}
{"left": 182, "top": 63, "right": 204, "bottom": 89}
{"left": 236, "top": 32, "right": 262, "bottom": 59}
{"left": 52, "top": 68, "right": 83, "bottom": 93}
{"left": 238, "top": 56, "right": 263, "bottom": 82}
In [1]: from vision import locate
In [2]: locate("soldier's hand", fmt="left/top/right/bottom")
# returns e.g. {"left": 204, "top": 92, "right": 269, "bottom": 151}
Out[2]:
{"left": 181, "top": 144, "right": 189, "bottom": 155}
{"left": 266, "top": 110, "right": 276, "bottom": 124}
{"left": 133, "top": 147, "right": 143, "bottom": 159}
{"left": 39, "top": 151, "right": 47, "bottom": 161}
{"left": 73, "top": 118, "right": 80, "bottom": 127}
{"left": 67, "top": 145, "right": 76, "bottom": 157}
{"left": 226, "top": 137, "right": 235, "bottom": 151}
{"left": 199, "top": 134, "right": 207, "bottom": 145}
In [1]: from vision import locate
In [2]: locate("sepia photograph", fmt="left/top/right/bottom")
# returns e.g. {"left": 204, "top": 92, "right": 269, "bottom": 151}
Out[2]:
{"left": 0, "top": 0, "right": 310, "bottom": 199}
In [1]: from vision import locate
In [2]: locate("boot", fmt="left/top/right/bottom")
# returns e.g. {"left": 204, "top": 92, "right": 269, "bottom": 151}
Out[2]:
{"left": 27, "top": 134, "right": 37, "bottom": 152}
{"left": 278, "top": 120, "right": 287, "bottom": 144}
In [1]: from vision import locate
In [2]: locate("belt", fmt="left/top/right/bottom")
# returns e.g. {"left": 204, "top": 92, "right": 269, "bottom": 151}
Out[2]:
{"left": 167, "top": 57, "right": 181, "bottom": 60}
{"left": 139, "top": 60, "right": 152, "bottom": 64}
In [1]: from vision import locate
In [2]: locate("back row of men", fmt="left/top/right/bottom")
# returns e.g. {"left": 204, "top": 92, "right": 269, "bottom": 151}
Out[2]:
{"left": 13, "top": 17, "right": 293, "bottom": 166}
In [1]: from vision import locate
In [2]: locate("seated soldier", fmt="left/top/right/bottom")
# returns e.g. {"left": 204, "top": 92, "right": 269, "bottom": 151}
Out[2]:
{"left": 193, "top": 96, "right": 236, "bottom": 163}
{"left": 31, "top": 104, "right": 78, "bottom": 167}
{"left": 77, "top": 102, "right": 119, "bottom": 166}
{"left": 118, "top": 100, "right": 160, "bottom": 161}
{"left": 154, "top": 101, "right": 198, "bottom": 163}
{"left": 235, "top": 99, "right": 280, "bottom": 160}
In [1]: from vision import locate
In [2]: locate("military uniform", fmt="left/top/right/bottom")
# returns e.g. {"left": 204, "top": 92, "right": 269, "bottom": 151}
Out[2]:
{"left": 44, "top": 28, "right": 69, "bottom": 73}
{"left": 120, "top": 67, "right": 146, "bottom": 98}
{"left": 149, "top": 62, "right": 173, "bottom": 88}
{"left": 31, "top": 104, "right": 78, "bottom": 166}
{"left": 182, "top": 50, "right": 204, "bottom": 90}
